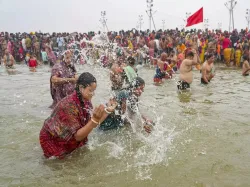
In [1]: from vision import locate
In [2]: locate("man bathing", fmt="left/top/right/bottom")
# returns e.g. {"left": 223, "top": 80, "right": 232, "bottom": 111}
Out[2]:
{"left": 201, "top": 53, "right": 215, "bottom": 84}
{"left": 177, "top": 50, "right": 199, "bottom": 90}
{"left": 242, "top": 55, "right": 250, "bottom": 76}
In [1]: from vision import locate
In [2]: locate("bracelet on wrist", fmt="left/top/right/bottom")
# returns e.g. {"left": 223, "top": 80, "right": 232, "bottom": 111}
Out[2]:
{"left": 91, "top": 118, "right": 100, "bottom": 125}
{"left": 104, "top": 107, "right": 112, "bottom": 114}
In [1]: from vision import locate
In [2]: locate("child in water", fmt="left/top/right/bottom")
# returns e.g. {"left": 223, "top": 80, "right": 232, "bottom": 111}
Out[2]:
{"left": 29, "top": 54, "right": 37, "bottom": 72}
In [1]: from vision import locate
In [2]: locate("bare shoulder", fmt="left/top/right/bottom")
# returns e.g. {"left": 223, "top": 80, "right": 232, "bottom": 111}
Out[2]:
{"left": 183, "top": 59, "right": 192, "bottom": 65}
{"left": 244, "top": 61, "right": 250, "bottom": 67}
{"left": 157, "top": 60, "right": 164, "bottom": 65}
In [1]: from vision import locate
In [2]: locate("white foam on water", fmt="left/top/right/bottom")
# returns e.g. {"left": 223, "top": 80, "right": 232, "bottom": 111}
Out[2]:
{"left": 104, "top": 141, "right": 125, "bottom": 159}
{"left": 112, "top": 102, "right": 178, "bottom": 180}
{"left": 68, "top": 40, "right": 180, "bottom": 180}
{"left": 87, "top": 136, "right": 126, "bottom": 160}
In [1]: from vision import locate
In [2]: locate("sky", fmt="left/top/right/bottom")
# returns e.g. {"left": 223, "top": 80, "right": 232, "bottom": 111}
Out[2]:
{"left": 0, "top": 0, "right": 248, "bottom": 33}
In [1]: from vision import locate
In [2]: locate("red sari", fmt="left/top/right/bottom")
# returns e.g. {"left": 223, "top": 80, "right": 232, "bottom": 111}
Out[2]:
{"left": 39, "top": 91, "right": 92, "bottom": 159}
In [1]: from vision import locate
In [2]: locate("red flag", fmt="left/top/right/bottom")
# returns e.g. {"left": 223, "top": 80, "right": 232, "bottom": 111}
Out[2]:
{"left": 186, "top": 7, "right": 203, "bottom": 27}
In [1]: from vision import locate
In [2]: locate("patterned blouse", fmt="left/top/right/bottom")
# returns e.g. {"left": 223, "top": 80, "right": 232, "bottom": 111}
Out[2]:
{"left": 50, "top": 61, "right": 76, "bottom": 108}
{"left": 40, "top": 91, "right": 92, "bottom": 158}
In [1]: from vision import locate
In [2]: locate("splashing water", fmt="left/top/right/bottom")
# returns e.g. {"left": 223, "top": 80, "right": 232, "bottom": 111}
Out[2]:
{"left": 67, "top": 36, "right": 180, "bottom": 180}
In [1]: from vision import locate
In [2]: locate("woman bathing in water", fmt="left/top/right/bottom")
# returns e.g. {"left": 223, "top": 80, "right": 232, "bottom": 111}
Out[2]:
{"left": 40, "top": 72, "right": 117, "bottom": 159}
{"left": 99, "top": 77, "right": 153, "bottom": 133}
{"left": 50, "top": 52, "right": 78, "bottom": 109}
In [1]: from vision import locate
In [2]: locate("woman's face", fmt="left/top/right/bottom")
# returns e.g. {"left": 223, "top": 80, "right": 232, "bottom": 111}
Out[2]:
{"left": 81, "top": 83, "right": 97, "bottom": 101}
{"left": 133, "top": 84, "right": 145, "bottom": 97}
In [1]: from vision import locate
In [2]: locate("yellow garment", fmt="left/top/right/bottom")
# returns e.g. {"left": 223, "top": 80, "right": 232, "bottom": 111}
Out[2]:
{"left": 25, "top": 38, "right": 32, "bottom": 48}
{"left": 199, "top": 42, "right": 206, "bottom": 63}
{"left": 235, "top": 49, "right": 242, "bottom": 67}
{"left": 128, "top": 40, "right": 133, "bottom": 50}
{"left": 224, "top": 48, "right": 232, "bottom": 65}
{"left": 177, "top": 44, "right": 186, "bottom": 53}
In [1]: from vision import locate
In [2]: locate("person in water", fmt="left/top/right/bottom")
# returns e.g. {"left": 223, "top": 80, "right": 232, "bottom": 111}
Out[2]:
{"left": 123, "top": 56, "right": 138, "bottom": 84}
{"left": 154, "top": 53, "right": 168, "bottom": 85}
{"left": 28, "top": 54, "right": 38, "bottom": 72}
{"left": 242, "top": 55, "right": 250, "bottom": 76}
{"left": 40, "top": 72, "right": 117, "bottom": 159}
{"left": 177, "top": 50, "right": 199, "bottom": 90}
{"left": 3, "top": 49, "right": 15, "bottom": 69}
{"left": 99, "top": 77, "right": 152, "bottom": 133}
{"left": 110, "top": 51, "right": 125, "bottom": 92}
{"left": 46, "top": 47, "right": 57, "bottom": 67}
{"left": 50, "top": 52, "right": 78, "bottom": 109}
{"left": 164, "top": 51, "right": 177, "bottom": 78}
{"left": 201, "top": 53, "right": 215, "bottom": 84}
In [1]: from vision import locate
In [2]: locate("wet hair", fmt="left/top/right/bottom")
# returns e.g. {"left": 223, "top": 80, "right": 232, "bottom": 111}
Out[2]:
{"left": 76, "top": 72, "right": 97, "bottom": 109}
{"left": 129, "top": 77, "right": 145, "bottom": 90}
{"left": 243, "top": 54, "right": 249, "bottom": 61}
{"left": 186, "top": 51, "right": 194, "bottom": 57}
{"left": 127, "top": 56, "right": 135, "bottom": 66}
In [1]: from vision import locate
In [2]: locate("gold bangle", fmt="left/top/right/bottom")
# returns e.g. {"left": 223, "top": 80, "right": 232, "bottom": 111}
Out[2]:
{"left": 104, "top": 108, "right": 112, "bottom": 114}
{"left": 91, "top": 118, "right": 99, "bottom": 125}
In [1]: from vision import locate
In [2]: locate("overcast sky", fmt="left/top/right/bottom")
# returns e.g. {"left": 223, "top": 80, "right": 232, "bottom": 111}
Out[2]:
{"left": 0, "top": 0, "right": 248, "bottom": 33}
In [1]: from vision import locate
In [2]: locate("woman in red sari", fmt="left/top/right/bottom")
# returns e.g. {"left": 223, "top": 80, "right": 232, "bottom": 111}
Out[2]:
{"left": 40, "top": 72, "right": 117, "bottom": 159}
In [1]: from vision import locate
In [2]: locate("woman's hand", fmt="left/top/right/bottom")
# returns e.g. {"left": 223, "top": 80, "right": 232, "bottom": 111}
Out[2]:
{"left": 92, "top": 105, "right": 105, "bottom": 127}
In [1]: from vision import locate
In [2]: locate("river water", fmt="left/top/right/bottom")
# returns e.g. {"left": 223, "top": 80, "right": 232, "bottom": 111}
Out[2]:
{"left": 0, "top": 64, "right": 249, "bottom": 187}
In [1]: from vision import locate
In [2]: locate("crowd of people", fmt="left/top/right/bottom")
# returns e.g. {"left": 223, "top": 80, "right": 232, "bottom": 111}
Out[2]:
{"left": 1, "top": 27, "right": 250, "bottom": 159}
{"left": 1, "top": 29, "right": 250, "bottom": 71}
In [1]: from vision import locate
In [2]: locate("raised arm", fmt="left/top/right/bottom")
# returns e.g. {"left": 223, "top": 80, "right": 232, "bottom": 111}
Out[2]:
{"left": 51, "top": 75, "right": 77, "bottom": 85}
